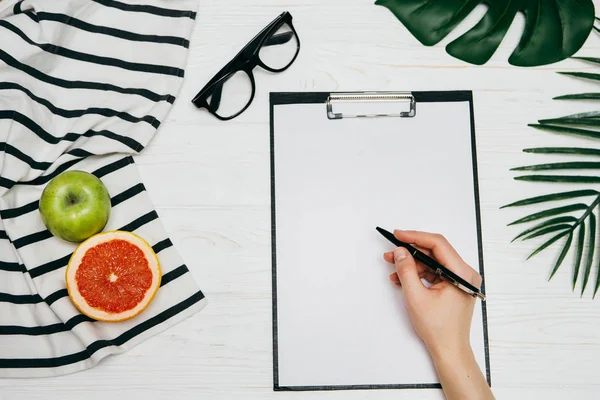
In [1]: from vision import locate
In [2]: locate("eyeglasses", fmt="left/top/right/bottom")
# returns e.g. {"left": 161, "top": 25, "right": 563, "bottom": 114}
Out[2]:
{"left": 191, "top": 11, "right": 300, "bottom": 120}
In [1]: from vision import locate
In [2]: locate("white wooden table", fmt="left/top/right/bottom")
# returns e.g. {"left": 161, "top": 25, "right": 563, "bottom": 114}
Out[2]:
{"left": 3, "top": 1, "right": 600, "bottom": 398}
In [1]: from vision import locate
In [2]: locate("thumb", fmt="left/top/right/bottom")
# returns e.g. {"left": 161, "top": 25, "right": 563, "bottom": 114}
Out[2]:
{"left": 394, "top": 248, "right": 425, "bottom": 295}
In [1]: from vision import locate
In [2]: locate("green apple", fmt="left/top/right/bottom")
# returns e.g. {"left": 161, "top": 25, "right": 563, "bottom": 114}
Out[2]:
{"left": 39, "top": 170, "right": 111, "bottom": 242}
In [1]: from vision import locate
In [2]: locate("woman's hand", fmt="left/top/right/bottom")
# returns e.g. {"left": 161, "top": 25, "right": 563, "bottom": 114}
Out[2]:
{"left": 383, "top": 230, "right": 481, "bottom": 357}
{"left": 383, "top": 230, "right": 494, "bottom": 400}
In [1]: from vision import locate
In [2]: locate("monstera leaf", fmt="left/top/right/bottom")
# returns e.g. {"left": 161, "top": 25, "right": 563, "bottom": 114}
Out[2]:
{"left": 376, "top": 0, "right": 595, "bottom": 66}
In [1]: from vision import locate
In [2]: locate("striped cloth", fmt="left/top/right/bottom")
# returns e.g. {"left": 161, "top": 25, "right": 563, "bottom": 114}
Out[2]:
{"left": 0, "top": 0, "right": 206, "bottom": 377}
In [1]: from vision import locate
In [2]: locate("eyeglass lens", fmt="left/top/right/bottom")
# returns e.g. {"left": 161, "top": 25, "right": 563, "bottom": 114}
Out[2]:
{"left": 206, "top": 70, "right": 254, "bottom": 119}
{"left": 259, "top": 22, "right": 299, "bottom": 70}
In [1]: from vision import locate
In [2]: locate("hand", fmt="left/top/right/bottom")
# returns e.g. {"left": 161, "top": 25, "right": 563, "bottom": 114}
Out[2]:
{"left": 383, "top": 230, "right": 481, "bottom": 357}
{"left": 383, "top": 230, "right": 494, "bottom": 400}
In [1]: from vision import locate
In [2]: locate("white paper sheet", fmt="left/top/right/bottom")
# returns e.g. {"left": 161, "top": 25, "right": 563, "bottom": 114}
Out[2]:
{"left": 272, "top": 99, "right": 488, "bottom": 389}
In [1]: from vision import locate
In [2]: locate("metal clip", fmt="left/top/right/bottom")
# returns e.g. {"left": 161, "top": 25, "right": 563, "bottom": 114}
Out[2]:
{"left": 326, "top": 92, "right": 416, "bottom": 120}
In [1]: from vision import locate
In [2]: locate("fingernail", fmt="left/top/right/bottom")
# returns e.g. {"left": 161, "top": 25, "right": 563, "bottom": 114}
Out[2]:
{"left": 394, "top": 247, "right": 407, "bottom": 262}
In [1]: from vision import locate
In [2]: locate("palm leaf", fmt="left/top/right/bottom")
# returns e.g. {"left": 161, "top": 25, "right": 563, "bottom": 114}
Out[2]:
{"left": 514, "top": 175, "right": 600, "bottom": 183}
{"left": 559, "top": 111, "right": 600, "bottom": 119}
{"left": 595, "top": 214, "right": 600, "bottom": 297}
{"left": 512, "top": 216, "right": 578, "bottom": 242}
{"left": 554, "top": 93, "right": 600, "bottom": 100}
{"left": 508, "top": 204, "right": 588, "bottom": 226}
{"left": 501, "top": 190, "right": 598, "bottom": 208}
{"left": 505, "top": 40, "right": 600, "bottom": 298}
{"left": 560, "top": 111, "right": 600, "bottom": 122}
{"left": 511, "top": 162, "right": 600, "bottom": 171}
{"left": 528, "top": 124, "right": 600, "bottom": 140}
{"left": 595, "top": 253, "right": 600, "bottom": 298}
{"left": 558, "top": 72, "right": 600, "bottom": 82}
{"left": 549, "top": 232, "right": 574, "bottom": 280}
{"left": 523, "top": 148, "right": 600, "bottom": 156}
{"left": 581, "top": 213, "right": 596, "bottom": 295}
{"left": 528, "top": 231, "right": 571, "bottom": 260}
{"left": 523, "top": 224, "right": 572, "bottom": 241}
{"left": 572, "top": 56, "right": 600, "bottom": 65}
{"left": 572, "top": 222, "right": 586, "bottom": 290}
{"left": 538, "top": 118, "right": 600, "bottom": 128}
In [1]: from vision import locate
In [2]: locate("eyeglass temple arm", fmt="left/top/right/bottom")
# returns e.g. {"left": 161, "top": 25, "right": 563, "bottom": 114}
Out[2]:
{"left": 263, "top": 31, "right": 294, "bottom": 47}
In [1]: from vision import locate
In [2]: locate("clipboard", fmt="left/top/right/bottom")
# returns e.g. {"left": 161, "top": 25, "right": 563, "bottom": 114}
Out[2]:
{"left": 270, "top": 91, "right": 491, "bottom": 391}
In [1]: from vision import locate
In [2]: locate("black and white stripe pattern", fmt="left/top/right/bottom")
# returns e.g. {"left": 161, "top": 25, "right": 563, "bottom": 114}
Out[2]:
{"left": 0, "top": 0, "right": 206, "bottom": 377}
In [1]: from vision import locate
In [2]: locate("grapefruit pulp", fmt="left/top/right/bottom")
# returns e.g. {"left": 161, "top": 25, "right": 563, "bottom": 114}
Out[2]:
{"left": 66, "top": 231, "right": 161, "bottom": 322}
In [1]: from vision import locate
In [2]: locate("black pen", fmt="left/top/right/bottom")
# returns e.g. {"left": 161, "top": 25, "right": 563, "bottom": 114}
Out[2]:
{"left": 376, "top": 227, "right": 486, "bottom": 301}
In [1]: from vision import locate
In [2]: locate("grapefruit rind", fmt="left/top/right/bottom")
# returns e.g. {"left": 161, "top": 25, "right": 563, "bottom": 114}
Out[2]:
{"left": 65, "top": 230, "right": 161, "bottom": 322}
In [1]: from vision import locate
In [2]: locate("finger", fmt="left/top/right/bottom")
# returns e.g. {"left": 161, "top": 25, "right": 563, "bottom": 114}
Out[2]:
{"left": 386, "top": 245, "right": 475, "bottom": 286}
{"left": 394, "top": 230, "right": 477, "bottom": 279}
{"left": 383, "top": 251, "right": 395, "bottom": 264}
{"left": 417, "top": 263, "right": 433, "bottom": 277}
{"left": 387, "top": 249, "right": 431, "bottom": 275}
{"left": 388, "top": 255, "right": 439, "bottom": 286}
{"left": 412, "top": 244, "right": 433, "bottom": 258}
{"left": 394, "top": 248, "right": 426, "bottom": 296}
{"left": 419, "top": 270, "right": 438, "bottom": 284}
{"left": 388, "top": 245, "right": 431, "bottom": 258}
{"left": 390, "top": 271, "right": 436, "bottom": 286}
{"left": 387, "top": 250, "right": 431, "bottom": 276}
{"left": 405, "top": 244, "right": 436, "bottom": 276}
{"left": 409, "top": 245, "right": 448, "bottom": 281}
{"left": 394, "top": 230, "right": 463, "bottom": 263}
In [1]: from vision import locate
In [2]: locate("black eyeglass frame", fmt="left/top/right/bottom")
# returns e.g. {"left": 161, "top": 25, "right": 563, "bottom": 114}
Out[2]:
{"left": 191, "top": 11, "right": 300, "bottom": 120}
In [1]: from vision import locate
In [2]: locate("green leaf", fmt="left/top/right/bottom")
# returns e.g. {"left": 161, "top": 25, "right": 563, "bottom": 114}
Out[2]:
{"left": 374, "top": 0, "right": 595, "bottom": 67}
{"left": 581, "top": 213, "right": 596, "bottom": 295}
{"left": 512, "top": 216, "right": 578, "bottom": 242}
{"left": 501, "top": 190, "right": 597, "bottom": 208}
{"left": 523, "top": 224, "right": 572, "bottom": 241}
{"left": 528, "top": 124, "right": 600, "bottom": 140}
{"left": 554, "top": 93, "right": 600, "bottom": 101}
{"left": 573, "top": 222, "right": 586, "bottom": 290}
{"left": 504, "top": 15, "right": 600, "bottom": 297}
{"left": 594, "top": 212, "right": 600, "bottom": 298}
{"left": 528, "top": 230, "right": 571, "bottom": 260}
{"left": 558, "top": 72, "right": 600, "bottom": 82}
{"left": 560, "top": 111, "right": 600, "bottom": 122}
{"left": 559, "top": 111, "right": 600, "bottom": 119}
{"left": 549, "top": 232, "right": 574, "bottom": 280}
{"left": 572, "top": 56, "right": 600, "bottom": 65}
{"left": 523, "top": 148, "right": 600, "bottom": 156}
{"left": 515, "top": 175, "right": 600, "bottom": 183}
{"left": 539, "top": 118, "right": 600, "bottom": 128}
{"left": 511, "top": 162, "right": 600, "bottom": 171}
{"left": 509, "top": 204, "right": 588, "bottom": 226}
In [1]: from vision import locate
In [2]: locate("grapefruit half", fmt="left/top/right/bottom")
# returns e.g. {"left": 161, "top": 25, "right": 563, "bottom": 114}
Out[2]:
{"left": 66, "top": 231, "right": 161, "bottom": 322}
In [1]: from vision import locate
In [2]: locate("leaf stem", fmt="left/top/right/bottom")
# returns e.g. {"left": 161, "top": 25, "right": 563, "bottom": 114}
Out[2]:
{"left": 568, "top": 194, "right": 600, "bottom": 234}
